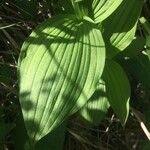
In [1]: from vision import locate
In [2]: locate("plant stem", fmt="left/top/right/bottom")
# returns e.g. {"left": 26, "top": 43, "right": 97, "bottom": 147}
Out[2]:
{"left": 70, "top": 0, "right": 83, "bottom": 19}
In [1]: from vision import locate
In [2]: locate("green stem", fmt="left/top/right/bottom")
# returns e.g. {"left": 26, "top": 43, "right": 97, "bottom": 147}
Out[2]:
{"left": 70, "top": 0, "right": 84, "bottom": 19}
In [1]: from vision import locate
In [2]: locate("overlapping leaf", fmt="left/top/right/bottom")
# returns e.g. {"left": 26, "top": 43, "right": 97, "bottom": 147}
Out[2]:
{"left": 92, "top": 0, "right": 123, "bottom": 23}
{"left": 19, "top": 15, "right": 105, "bottom": 143}
{"left": 102, "top": 0, "right": 143, "bottom": 57}
{"left": 116, "top": 37, "right": 150, "bottom": 90}
{"left": 102, "top": 60, "right": 130, "bottom": 125}
{"left": 80, "top": 59, "right": 130, "bottom": 125}
{"left": 79, "top": 79, "right": 109, "bottom": 125}
{"left": 57, "top": 0, "right": 123, "bottom": 23}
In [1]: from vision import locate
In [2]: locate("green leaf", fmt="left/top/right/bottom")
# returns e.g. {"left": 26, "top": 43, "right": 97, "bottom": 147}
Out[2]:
{"left": 102, "top": 0, "right": 143, "bottom": 57}
{"left": 14, "top": 108, "right": 67, "bottom": 150}
{"left": 35, "top": 121, "right": 67, "bottom": 150}
{"left": 92, "top": 0, "right": 123, "bottom": 23}
{"left": 19, "top": 15, "right": 105, "bottom": 143}
{"left": 115, "top": 37, "right": 146, "bottom": 59}
{"left": 80, "top": 59, "right": 130, "bottom": 125}
{"left": 122, "top": 53, "right": 150, "bottom": 89}
{"left": 115, "top": 37, "right": 150, "bottom": 89}
{"left": 79, "top": 79, "right": 109, "bottom": 125}
{"left": 102, "top": 59, "right": 130, "bottom": 125}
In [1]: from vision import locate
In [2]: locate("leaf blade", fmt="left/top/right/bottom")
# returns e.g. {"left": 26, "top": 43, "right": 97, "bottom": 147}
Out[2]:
{"left": 102, "top": 60, "right": 130, "bottom": 125}
{"left": 92, "top": 0, "right": 123, "bottom": 23}
{"left": 102, "top": 0, "right": 143, "bottom": 57}
{"left": 79, "top": 79, "right": 110, "bottom": 125}
{"left": 19, "top": 15, "right": 105, "bottom": 143}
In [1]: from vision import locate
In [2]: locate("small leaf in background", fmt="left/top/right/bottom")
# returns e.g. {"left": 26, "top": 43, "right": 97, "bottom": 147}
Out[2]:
{"left": 102, "top": 59, "right": 130, "bottom": 125}
{"left": 102, "top": 0, "right": 143, "bottom": 57}
{"left": 79, "top": 79, "right": 109, "bottom": 126}
{"left": 19, "top": 15, "right": 105, "bottom": 144}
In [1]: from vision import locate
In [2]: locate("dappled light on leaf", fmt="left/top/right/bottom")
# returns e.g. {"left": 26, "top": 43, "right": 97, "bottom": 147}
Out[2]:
{"left": 19, "top": 15, "right": 105, "bottom": 143}
{"left": 102, "top": 0, "right": 143, "bottom": 57}
{"left": 92, "top": 0, "right": 123, "bottom": 23}
{"left": 79, "top": 79, "right": 110, "bottom": 125}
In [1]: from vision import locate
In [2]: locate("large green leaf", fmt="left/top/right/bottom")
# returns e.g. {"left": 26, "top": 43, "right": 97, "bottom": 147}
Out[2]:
{"left": 92, "top": 0, "right": 123, "bottom": 23}
{"left": 102, "top": 0, "right": 143, "bottom": 57}
{"left": 102, "top": 59, "right": 130, "bottom": 125}
{"left": 79, "top": 79, "right": 109, "bottom": 125}
{"left": 19, "top": 15, "right": 105, "bottom": 144}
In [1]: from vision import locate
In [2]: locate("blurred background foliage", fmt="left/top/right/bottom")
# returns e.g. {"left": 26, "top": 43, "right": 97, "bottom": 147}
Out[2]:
{"left": 0, "top": 0, "right": 150, "bottom": 149}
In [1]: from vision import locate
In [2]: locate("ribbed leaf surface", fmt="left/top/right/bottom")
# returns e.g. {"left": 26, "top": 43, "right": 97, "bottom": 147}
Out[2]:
{"left": 79, "top": 79, "right": 109, "bottom": 125}
{"left": 80, "top": 59, "right": 130, "bottom": 125}
{"left": 102, "top": 0, "right": 143, "bottom": 57}
{"left": 102, "top": 60, "right": 130, "bottom": 125}
{"left": 92, "top": 0, "right": 123, "bottom": 23}
{"left": 19, "top": 15, "right": 105, "bottom": 143}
